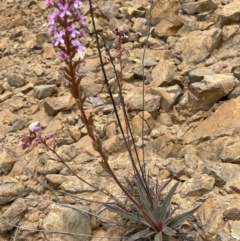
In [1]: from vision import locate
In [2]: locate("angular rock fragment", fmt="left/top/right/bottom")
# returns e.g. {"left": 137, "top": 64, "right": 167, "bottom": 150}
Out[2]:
{"left": 182, "top": 0, "right": 217, "bottom": 15}
{"left": 0, "top": 198, "right": 27, "bottom": 233}
{"left": 216, "top": 0, "right": 240, "bottom": 25}
{"left": 151, "top": 59, "right": 176, "bottom": 87}
{"left": 154, "top": 13, "right": 185, "bottom": 38}
{"left": 126, "top": 94, "right": 161, "bottom": 113}
{"left": 44, "top": 95, "right": 72, "bottom": 115}
{"left": 33, "top": 84, "right": 58, "bottom": 100}
{"left": 180, "top": 174, "right": 215, "bottom": 197}
{"left": 42, "top": 204, "right": 91, "bottom": 241}
{"left": 173, "top": 28, "right": 221, "bottom": 64}
{"left": 0, "top": 182, "right": 29, "bottom": 205}
{"left": 189, "top": 73, "right": 237, "bottom": 111}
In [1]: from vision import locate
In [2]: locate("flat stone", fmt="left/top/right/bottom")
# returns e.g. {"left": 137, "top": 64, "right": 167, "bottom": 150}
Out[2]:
{"left": 33, "top": 85, "right": 58, "bottom": 100}
{"left": 0, "top": 182, "right": 29, "bottom": 205}
{"left": 182, "top": 0, "right": 217, "bottom": 15}
{"left": 44, "top": 95, "right": 72, "bottom": 116}
{"left": 7, "top": 73, "right": 26, "bottom": 87}
{"left": 42, "top": 204, "right": 91, "bottom": 241}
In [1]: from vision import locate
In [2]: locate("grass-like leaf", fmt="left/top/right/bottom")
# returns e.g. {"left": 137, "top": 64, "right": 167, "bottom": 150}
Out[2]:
{"left": 127, "top": 228, "right": 153, "bottom": 241}
{"left": 136, "top": 178, "right": 156, "bottom": 222}
{"left": 167, "top": 205, "right": 201, "bottom": 229}
{"left": 104, "top": 203, "right": 150, "bottom": 227}
{"left": 154, "top": 231, "right": 163, "bottom": 241}
{"left": 159, "top": 182, "right": 179, "bottom": 223}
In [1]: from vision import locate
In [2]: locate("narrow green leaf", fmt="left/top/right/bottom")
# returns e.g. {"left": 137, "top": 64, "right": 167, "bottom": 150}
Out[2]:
{"left": 168, "top": 205, "right": 201, "bottom": 228}
{"left": 158, "top": 178, "right": 172, "bottom": 193}
{"left": 127, "top": 228, "right": 151, "bottom": 241}
{"left": 105, "top": 204, "right": 150, "bottom": 227}
{"left": 159, "top": 182, "right": 179, "bottom": 222}
{"left": 153, "top": 193, "right": 159, "bottom": 219}
{"left": 162, "top": 226, "right": 176, "bottom": 236}
{"left": 124, "top": 176, "right": 134, "bottom": 194}
{"left": 136, "top": 178, "right": 155, "bottom": 221}
{"left": 154, "top": 232, "right": 163, "bottom": 241}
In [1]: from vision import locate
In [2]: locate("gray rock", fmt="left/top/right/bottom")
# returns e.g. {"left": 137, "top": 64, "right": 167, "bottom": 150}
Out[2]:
{"left": 7, "top": 73, "right": 26, "bottom": 87}
{"left": 189, "top": 68, "right": 215, "bottom": 84}
{"left": 44, "top": 95, "right": 72, "bottom": 116}
{"left": 10, "top": 115, "right": 27, "bottom": 132}
{"left": 151, "top": 59, "right": 176, "bottom": 87}
{"left": 0, "top": 182, "right": 29, "bottom": 205}
{"left": 180, "top": 174, "right": 215, "bottom": 197}
{"left": 126, "top": 94, "right": 161, "bottom": 113}
{"left": 202, "top": 162, "right": 240, "bottom": 187}
{"left": 182, "top": 0, "right": 217, "bottom": 15}
{"left": 0, "top": 198, "right": 27, "bottom": 233}
{"left": 228, "top": 86, "right": 240, "bottom": 99}
{"left": 33, "top": 84, "right": 58, "bottom": 100}
{"left": 189, "top": 74, "right": 237, "bottom": 111}
{"left": 42, "top": 204, "right": 91, "bottom": 241}
{"left": 164, "top": 158, "right": 185, "bottom": 178}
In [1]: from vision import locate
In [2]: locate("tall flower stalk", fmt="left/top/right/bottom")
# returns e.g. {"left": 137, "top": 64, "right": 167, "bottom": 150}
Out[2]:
{"left": 20, "top": 0, "right": 201, "bottom": 240}
{"left": 44, "top": 0, "right": 146, "bottom": 211}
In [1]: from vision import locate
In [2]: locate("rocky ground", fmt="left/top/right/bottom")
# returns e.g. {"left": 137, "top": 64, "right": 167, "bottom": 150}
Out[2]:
{"left": 1, "top": 0, "right": 240, "bottom": 240}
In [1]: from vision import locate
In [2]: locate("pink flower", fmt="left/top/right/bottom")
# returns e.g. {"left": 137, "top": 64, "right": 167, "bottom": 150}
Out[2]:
{"left": 72, "top": 0, "right": 82, "bottom": 8}
{"left": 72, "top": 39, "right": 85, "bottom": 55}
{"left": 58, "top": 2, "right": 71, "bottom": 17}
{"left": 67, "top": 23, "right": 80, "bottom": 38}
{"left": 48, "top": 11, "right": 59, "bottom": 26}
{"left": 53, "top": 31, "right": 65, "bottom": 46}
